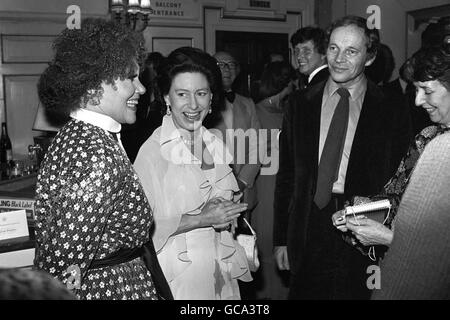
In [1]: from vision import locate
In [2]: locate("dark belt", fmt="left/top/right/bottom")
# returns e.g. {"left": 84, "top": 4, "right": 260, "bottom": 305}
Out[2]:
{"left": 90, "top": 246, "right": 144, "bottom": 270}
{"left": 88, "top": 242, "right": 173, "bottom": 300}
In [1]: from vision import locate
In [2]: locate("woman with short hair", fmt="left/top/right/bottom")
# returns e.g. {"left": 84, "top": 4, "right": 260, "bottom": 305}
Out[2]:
{"left": 34, "top": 18, "right": 171, "bottom": 300}
{"left": 134, "top": 47, "right": 252, "bottom": 300}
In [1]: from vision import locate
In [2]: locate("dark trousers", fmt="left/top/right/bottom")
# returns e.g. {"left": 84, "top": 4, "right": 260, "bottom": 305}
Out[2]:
{"left": 288, "top": 195, "right": 372, "bottom": 300}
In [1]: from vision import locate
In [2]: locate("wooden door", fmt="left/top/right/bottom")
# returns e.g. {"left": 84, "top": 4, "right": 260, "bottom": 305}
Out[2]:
{"left": 216, "top": 30, "right": 289, "bottom": 97}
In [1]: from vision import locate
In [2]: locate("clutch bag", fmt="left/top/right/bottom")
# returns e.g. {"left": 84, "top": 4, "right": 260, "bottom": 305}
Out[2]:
{"left": 236, "top": 218, "right": 260, "bottom": 272}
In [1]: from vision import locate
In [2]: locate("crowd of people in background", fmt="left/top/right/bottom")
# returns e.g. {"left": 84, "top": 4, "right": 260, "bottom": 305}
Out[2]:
{"left": 1, "top": 14, "right": 449, "bottom": 300}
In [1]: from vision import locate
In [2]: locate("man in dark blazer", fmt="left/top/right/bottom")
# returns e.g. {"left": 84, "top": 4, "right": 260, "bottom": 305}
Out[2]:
{"left": 263, "top": 27, "right": 330, "bottom": 110}
{"left": 290, "top": 26, "right": 330, "bottom": 89}
{"left": 273, "top": 16, "right": 412, "bottom": 299}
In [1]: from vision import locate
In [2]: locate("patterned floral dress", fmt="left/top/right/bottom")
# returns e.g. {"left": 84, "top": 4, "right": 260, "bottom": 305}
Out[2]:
{"left": 34, "top": 118, "right": 158, "bottom": 300}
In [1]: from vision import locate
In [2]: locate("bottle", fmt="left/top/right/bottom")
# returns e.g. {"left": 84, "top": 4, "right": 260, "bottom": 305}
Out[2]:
{"left": 0, "top": 122, "right": 12, "bottom": 179}
{"left": 10, "top": 160, "right": 23, "bottom": 179}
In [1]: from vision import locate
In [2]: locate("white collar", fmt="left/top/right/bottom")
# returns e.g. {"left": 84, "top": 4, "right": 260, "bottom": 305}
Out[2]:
{"left": 308, "top": 64, "right": 328, "bottom": 83}
{"left": 70, "top": 108, "right": 122, "bottom": 133}
{"left": 159, "top": 115, "right": 233, "bottom": 165}
{"left": 325, "top": 75, "right": 367, "bottom": 101}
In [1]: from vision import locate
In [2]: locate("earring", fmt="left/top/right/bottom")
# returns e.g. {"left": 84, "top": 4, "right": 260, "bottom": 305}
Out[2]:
{"left": 92, "top": 97, "right": 100, "bottom": 106}
{"left": 166, "top": 105, "right": 171, "bottom": 116}
{"left": 87, "top": 89, "right": 99, "bottom": 106}
{"left": 88, "top": 95, "right": 100, "bottom": 106}
{"left": 208, "top": 108, "right": 212, "bottom": 114}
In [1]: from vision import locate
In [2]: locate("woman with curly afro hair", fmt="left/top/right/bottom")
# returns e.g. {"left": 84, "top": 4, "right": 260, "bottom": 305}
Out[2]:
{"left": 34, "top": 18, "right": 172, "bottom": 300}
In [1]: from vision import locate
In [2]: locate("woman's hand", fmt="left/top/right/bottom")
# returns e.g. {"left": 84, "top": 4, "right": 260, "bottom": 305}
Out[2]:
{"left": 199, "top": 197, "right": 248, "bottom": 229}
{"left": 345, "top": 216, "right": 393, "bottom": 246}
{"left": 173, "top": 197, "right": 247, "bottom": 235}
{"left": 331, "top": 209, "right": 347, "bottom": 231}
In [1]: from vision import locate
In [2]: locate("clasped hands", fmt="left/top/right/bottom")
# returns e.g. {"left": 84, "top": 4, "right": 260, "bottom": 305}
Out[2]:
{"left": 200, "top": 197, "right": 248, "bottom": 232}
{"left": 331, "top": 210, "right": 393, "bottom": 246}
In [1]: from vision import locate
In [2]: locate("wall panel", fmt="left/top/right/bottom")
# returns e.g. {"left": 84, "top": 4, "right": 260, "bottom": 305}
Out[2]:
{"left": 2, "top": 35, "right": 55, "bottom": 63}
{"left": 152, "top": 37, "right": 194, "bottom": 56}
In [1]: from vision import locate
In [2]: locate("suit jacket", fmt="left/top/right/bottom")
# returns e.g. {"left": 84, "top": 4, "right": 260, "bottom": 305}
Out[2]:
{"left": 308, "top": 67, "right": 330, "bottom": 87}
{"left": 273, "top": 79, "right": 412, "bottom": 274}
{"left": 214, "top": 93, "right": 263, "bottom": 209}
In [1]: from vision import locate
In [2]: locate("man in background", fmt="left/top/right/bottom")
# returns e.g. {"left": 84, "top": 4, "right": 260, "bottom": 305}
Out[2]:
{"left": 213, "top": 51, "right": 262, "bottom": 216}
{"left": 290, "top": 26, "right": 329, "bottom": 88}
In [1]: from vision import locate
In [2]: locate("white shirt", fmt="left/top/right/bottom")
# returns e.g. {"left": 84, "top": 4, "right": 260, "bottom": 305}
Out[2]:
{"left": 222, "top": 100, "right": 234, "bottom": 130}
{"left": 319, "top": 76, "right": 367, "bottom": 194}
{"left": 70, "top": 108, "right": 125, "bottom": 151}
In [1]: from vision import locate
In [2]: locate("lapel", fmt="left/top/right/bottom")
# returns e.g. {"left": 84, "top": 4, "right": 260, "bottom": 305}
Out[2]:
{"left": 215, "top": 115, "right": 227, "bottom": 139}
{"left": 229, "top": 95, "right": 248, "bottom": 174}
{"left": 232, "top": 95, "right": 248, "bottom": 130}
{"left": 308, "top": 67, "right": 329, "bottom": 87}
{"left": 303, "top": 82, "right": 327, "bottom": 172}
{"left": 215, "top": 99, "right": 230, "bottom": 141}
{"left": 345, "top": 80, "right": 383, "bottom": 187}
{"left": 215, "top": 96, "right": 247, "bottom": 138}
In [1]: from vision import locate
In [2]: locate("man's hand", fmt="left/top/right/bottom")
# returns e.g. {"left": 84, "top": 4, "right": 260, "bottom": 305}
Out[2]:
{"left": 273, "top": 246, "right": 290, "bottom": 271}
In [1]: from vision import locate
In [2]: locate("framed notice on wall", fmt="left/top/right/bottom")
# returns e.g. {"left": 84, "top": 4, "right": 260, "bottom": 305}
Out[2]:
{"left": 224, "top": 0, "right": 286, "bottom": 20}
{"left": 149, "top": 0, "right": 200, "bottom": 21}
{"left": 238, "top": 0, "right": 280, "bottom": 11}
{"left": 0, "top": 196, "right": 35, "bottom": 220}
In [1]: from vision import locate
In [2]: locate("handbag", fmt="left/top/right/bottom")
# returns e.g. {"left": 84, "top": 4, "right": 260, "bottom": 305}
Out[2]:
{"left": 236, "top": 218, "right": 260, "bottom": 272}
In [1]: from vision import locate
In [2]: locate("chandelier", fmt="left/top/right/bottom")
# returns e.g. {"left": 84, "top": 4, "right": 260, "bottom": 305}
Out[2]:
{"left": 111, "top": 0, "right": 152, "bottom": 32}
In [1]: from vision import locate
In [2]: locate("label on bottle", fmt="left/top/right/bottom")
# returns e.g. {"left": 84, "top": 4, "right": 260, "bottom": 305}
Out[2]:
{"left": 6, "top": 150, "right": 12, "bottom": 161}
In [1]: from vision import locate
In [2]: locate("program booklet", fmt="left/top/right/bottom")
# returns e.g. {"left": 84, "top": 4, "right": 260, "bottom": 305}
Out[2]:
{"left": 344, "top": 199, "right": 391, "bottom": 224}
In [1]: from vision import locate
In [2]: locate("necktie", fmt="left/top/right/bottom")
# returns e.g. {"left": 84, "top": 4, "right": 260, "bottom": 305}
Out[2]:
{"left": 314, "top": 87, "right": 350, "bottom": 209}
{"left": 225, "top": 90, "right": 236, "bottom": 103}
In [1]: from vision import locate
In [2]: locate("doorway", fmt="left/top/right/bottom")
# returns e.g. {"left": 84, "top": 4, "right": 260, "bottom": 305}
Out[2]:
{"left": 215, "top": 30, "right": 289, "bottom": 97}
